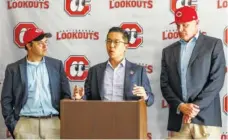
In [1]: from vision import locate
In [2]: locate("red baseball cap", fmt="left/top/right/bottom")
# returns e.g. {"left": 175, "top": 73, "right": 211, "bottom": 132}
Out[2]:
{"left": 170, "top": 6, "right": 198, "bottom": 24}
{"left": 23, "top": 28, "right": 52, "bottom": 44}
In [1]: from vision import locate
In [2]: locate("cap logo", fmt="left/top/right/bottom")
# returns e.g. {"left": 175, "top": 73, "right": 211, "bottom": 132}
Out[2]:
{"left": 176, "top": 11, "right": 182, "bottom": 17}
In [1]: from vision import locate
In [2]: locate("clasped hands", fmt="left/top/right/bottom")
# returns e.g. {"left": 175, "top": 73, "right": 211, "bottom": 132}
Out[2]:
{"left": 179, "top": 103, "right": 200, "bottom": 124}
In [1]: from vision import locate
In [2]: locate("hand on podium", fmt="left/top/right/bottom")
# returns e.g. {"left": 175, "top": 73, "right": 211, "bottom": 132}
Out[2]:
{"left": 132, "top": 84, "right": 148, "bottom": 100}
{"left": 73, "top": 85, "right": 84, "bottom": 100}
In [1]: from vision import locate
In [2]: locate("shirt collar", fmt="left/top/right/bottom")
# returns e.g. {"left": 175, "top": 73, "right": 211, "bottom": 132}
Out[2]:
{"left": 27, "top": 56, "right": 45, "bottom": 65}
{"left": 107, "top": 58, "right": 126, "bottom": 68}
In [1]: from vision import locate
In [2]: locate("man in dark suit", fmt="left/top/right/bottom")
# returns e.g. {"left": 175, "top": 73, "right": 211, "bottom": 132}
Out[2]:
{"left": 1, "top": 28, "right": 71, "bottom": 139}
{"left": 160, "top": 6, "right": 226, "bottom": 139}
{"left": 74, "top": 27, "right": 154, "bottom": 107}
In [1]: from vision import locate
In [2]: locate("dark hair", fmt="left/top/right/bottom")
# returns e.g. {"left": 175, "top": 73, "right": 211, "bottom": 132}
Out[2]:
{"left": 107, "top": 27, "right": 129, "bottom": 43}
{"left": 24, "top": 42, "right": 33, "bottom": 50}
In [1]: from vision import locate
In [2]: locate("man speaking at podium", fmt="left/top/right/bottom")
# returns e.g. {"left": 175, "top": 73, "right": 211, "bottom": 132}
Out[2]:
{"left": 74, "top": 27, "right": 154, "bottom": 106}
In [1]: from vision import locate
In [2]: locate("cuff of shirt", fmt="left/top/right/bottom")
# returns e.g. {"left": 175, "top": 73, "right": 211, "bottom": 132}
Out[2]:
{"left": 144, "top": 95, "right": 149, "bottom": 101}
{"left": 177, "top": 103, "right": 184, "bottom": 114}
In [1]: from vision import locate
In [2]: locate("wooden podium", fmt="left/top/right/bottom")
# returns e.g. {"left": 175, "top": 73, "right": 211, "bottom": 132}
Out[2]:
{"left": 60, "top": 99, "right": 147, "bottom": 139}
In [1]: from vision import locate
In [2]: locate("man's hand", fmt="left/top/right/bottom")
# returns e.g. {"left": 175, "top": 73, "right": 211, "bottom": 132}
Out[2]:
{"left": 132, "top": 85, "right": 148, "bottom": 100}
{"left": 179, "top": 103, "right": 200, "bottom": 118}
{"left": 73, "top": 85, "right": 84, "bottom": 100}
{"left": 183, "top": 115, "right": 192, "bottom": 123}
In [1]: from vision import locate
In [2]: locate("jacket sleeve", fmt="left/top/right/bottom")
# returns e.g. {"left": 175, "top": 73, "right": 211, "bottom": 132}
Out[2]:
{"left": 60, "top": 61, "right": 71, "bottom": 99}
{"left": 141, "top": 67, "right": 154, "bottom": 106}
{"left": 160, "top": 49, "right": 182, "bottom": 111}
{"left": 193, "top": 39, "right": 226, "bottom": 109}
{"left": 1, "top": 65, "right": 17, "bottom": 136}
{"left": 84, "top": 68, "right": 92, "bottom": 100}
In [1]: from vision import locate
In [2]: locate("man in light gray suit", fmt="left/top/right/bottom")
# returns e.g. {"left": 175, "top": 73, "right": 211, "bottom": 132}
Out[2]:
{"left": 1, "top": 28, "right": 71, "bottom": 139}
{"left": 160, "top": 6, "right": 226, "bottom": 139}
{"left": 73, "top": 27, "right": 154, "bottom": 107}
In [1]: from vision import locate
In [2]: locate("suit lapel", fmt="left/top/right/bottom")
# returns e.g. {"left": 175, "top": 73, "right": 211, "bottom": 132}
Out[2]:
{"left": 45, "top": 57, "right": 55, "bottom": 101}
{"left": 124, "top": 60, "right": 134, "bottom": 99}
{"left": 173, "top": 42, "right": 181, "bottom": 77}
{"left": 188, "top": 34, "right": 205, "bottom": 68}
{"left": 19, "top": 58, "right": 27, "bottom": 87}
{"left": 19, "top": 57, "right": 28, "bottom": 105}
{"left": 97, "top": 62, "right": 107, "bottom": 99}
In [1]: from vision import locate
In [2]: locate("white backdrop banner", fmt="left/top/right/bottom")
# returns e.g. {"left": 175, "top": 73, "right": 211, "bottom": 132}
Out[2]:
{"left": 0, "top": 0, "right": 227, "bottom": 139}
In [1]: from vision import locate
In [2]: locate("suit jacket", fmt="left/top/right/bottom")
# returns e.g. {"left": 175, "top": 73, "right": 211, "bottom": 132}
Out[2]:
{"left": 160, "top": 33, "right": 226, "bottom": 131}
{"left": 1, "top": 56, "right": 71, "bottom": 136}
{"left": 84, "top": 60, "right": 154, "bottom": 106}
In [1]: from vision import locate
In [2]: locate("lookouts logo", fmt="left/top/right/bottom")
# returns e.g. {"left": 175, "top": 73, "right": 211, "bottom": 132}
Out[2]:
{"left": 109, "top": 0, "right": 153, "bottom": 9}
{"left": 7, "top": 0, "right": 49, "bottom": 9}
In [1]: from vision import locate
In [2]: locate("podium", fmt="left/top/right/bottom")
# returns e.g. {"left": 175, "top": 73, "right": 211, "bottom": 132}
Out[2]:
{"left": 60, "top": 99, "right": 148, "bottom": 139}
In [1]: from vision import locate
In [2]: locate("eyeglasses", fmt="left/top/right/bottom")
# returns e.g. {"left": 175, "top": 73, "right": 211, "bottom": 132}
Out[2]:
{"left": 105, "top": 39, "right": 127, "bottom": 45}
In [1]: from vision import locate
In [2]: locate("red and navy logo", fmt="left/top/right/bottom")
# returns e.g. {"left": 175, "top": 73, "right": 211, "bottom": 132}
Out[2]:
{"left": 14, "top": 22, "right": 38, "bottom": 48}
{"left": 120, "top": 22, "right": 143, "bottom": 49}
{"left": 65, "top": 0, "right": 91, "bottom": 16}
{"left": 64, "top": 55, "right": 90, "bottom": 81}
{"left": 170, "top": 0, "right": 197, "bottom": 13}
